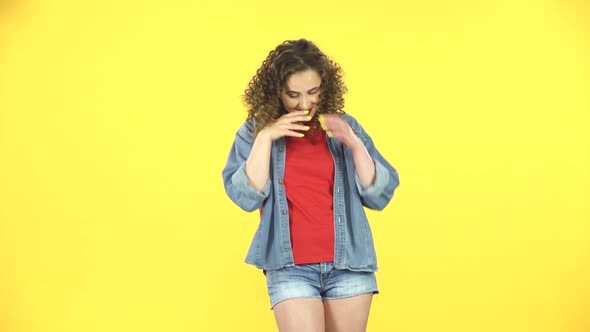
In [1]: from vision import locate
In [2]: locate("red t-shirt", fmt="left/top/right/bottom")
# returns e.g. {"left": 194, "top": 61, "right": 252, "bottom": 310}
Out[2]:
{"left": 284, "top": 127, "right": 335, "bottom": 264}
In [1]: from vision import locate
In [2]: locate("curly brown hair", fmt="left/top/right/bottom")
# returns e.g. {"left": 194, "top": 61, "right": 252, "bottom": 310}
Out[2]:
{"left": 242, "top": 38, "right": 348, "bottom": 136}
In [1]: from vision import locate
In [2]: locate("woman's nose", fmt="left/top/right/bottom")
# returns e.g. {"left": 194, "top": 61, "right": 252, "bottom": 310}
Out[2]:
{"left": 299, "top": 96, "right": 312, "bottom": 109}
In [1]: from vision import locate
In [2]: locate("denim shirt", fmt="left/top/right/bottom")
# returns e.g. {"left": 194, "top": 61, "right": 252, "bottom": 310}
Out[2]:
{"left": 222, "top": 113, "right": 400, "bottom": 272}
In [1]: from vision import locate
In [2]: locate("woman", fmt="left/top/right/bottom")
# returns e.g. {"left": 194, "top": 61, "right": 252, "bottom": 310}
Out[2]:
{"left": 222, "top": 38, "right": 399, "bottom": 332}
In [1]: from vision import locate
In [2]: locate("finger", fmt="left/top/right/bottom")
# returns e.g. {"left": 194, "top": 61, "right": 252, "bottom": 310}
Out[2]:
{"left": 283, "top": 130, "right": 306, "bottom": 138}
{"left": 325, "top": 118, "right": 351, "bottom": 133}
{"left": 323, "top": 114, "right": 345, "bottom": 127}
{"left": 282, "top": 110, "right": 310, "bottom": 118}
{"left": 279, "top": 114, "right": 312, "bottom": 124}
{"left": 277, "top": 123, "right": 310, "bottom": 132}
{"left": 322, "top": 114, "right": 341, "bottom": 121}
{"left": 288, "top": 124, "right": 311, "bottom": 131}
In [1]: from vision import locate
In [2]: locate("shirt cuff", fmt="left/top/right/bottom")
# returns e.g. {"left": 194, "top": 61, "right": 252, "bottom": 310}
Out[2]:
{"left": 231, "top": 163, "right": 271, "bottom": 200}
{"left": 355, "top": 160, "right": 389, "bottom": 198}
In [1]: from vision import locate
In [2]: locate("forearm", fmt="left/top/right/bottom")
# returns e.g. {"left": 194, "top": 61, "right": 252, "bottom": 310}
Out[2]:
{"left": 245, "top": 132, "right": 273, "bottom": 192}
{"left": 350, "top": 138, "right": 376, "bottom": 188}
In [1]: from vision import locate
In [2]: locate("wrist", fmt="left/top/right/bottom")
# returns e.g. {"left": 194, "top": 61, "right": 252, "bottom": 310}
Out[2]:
{"left": 256, "top": 129, "right": 274, "bottom": 144}
{"left": 348, "top": 136, "right": 365, "bottom": 153}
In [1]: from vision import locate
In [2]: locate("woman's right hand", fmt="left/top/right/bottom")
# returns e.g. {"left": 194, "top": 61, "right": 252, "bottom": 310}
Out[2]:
{"left": 258, "top": 110, "right": 311, "bottom": 141}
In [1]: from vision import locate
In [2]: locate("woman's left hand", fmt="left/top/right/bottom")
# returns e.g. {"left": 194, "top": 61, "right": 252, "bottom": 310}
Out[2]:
{"left": 322, "top": 114, "right": 363, "bottom": 151}
{"left": 322, "top": 114, "right": 376, "bottom": 187}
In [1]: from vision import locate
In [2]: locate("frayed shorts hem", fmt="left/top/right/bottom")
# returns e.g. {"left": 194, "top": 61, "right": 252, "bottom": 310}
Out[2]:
{"left": 265, "top": 262, "right": 379, "bottom": 310}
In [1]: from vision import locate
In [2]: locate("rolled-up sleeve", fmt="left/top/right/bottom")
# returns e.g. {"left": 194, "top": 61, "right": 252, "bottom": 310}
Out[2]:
{"left": 345, "top": 114, "right": 400, "bottom": 211}
{"left": 222, "top": 121, "right": 271, "bottom": 212}
{"left": 355, "top": 159, "right": 390, "bottom": 200}
{"left": 231, "top": 163, "right": 271, "bottom": 202}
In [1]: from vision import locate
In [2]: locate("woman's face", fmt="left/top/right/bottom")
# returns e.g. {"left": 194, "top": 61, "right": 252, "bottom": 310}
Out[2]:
{"left": 280, "top": 68, "right": 321, "bottom": 118}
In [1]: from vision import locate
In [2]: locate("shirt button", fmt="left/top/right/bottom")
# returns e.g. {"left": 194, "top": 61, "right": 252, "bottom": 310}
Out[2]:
{"left": 278, "top": 179, "right": 283, "bottom": 184}
{"left": 278, "top": 147, "right": 284, "bottom": 152}
{"left": 281, "top": 210, "right": 288, "bottom": 215}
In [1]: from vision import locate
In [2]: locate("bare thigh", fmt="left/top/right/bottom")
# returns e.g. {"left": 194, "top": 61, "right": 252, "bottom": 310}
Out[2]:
{"left": 323, "top": 293, "right": 373, "bottom": 332}
{"left": 273, "top": 298, "right": 325, "bottom": 332}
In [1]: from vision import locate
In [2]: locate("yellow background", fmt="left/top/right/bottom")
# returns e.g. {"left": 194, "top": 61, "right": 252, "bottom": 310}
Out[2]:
{"left": 1, "top": 0, "right": 589, "bottom": 331}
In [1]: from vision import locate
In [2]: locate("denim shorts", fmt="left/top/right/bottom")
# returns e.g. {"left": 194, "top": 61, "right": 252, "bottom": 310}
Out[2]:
{"left": 265, "top": 262, "right": 379, "bottom": 309}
